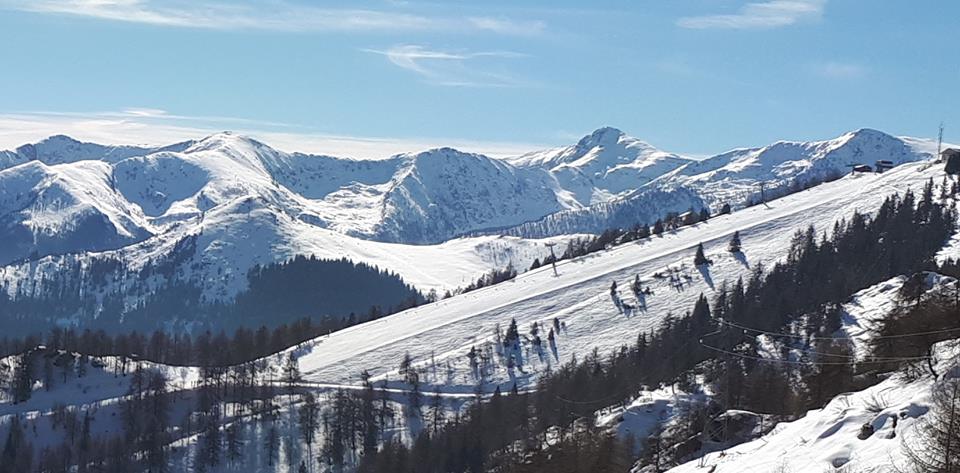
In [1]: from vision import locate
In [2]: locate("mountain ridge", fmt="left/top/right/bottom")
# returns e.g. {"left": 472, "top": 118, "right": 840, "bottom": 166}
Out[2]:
{"left": 0, "top": 127, "right": 934, "bottom": 257}
{"left": 0, "top": 127, "right": 935, "bottom": 311}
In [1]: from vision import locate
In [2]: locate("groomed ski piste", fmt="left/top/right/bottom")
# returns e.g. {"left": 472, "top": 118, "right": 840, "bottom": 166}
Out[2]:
{"left": 284, "top": 160, "right": 948, "bottom": 393}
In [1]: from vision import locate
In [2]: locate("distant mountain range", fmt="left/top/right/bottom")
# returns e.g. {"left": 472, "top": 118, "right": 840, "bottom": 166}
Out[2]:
{"left": 0, "top": 127, "right": 934, "bottom": 332}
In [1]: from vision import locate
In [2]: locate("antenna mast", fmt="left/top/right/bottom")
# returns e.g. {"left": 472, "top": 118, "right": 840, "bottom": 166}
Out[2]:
{"left": 937, "top": 122, "right": 944, "bottom": 162}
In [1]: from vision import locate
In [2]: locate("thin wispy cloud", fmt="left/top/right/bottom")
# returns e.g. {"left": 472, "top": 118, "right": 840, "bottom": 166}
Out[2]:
{"left": 1, "top": 0, "right": 544, "bottom": 35}
{"left": 468, "top": 17, "right": 546, "bottom": 36}
{"left": 0, "top": 109, "right": 544, "bottom": 158}
{"left": 677, "top": 0, "right": 826, "bottom": 30}
{"left": 812, "top": 61, "right": 866, "bottom": 79}
{"left": 364, "top": 45, "right": 532, "bottom": 88}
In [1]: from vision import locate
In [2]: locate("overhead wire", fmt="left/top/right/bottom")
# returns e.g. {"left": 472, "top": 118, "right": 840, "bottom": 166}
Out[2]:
{"left": 698, "top": 341, "right": 935, "bottom": 366}
{"left": 699, "top": 315, "right": 956, "bottom": 364}
{"left": 715, "top": 318, "right": 960, "bottom": 341}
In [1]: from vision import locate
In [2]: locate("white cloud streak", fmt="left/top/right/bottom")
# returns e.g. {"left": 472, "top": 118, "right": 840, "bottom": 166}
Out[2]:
{"left": 812, "top": 61, "right": 866, "bottom": 79}
{"left": 468, "top": 16, "right": 546, "bottom": 36}
{"left": 0, "top": 110, "right": 544, "bottom": 159}
{"left": 1, "top": 0, "right": 545, "bottom": 35}
{"left": 677, "top": 0, "right": 825, "bottom": 30}
{"left": 364, "top": 44, "right": 531, "bottom": 88}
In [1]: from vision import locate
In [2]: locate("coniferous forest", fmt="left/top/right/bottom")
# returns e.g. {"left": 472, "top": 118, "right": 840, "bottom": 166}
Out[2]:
{"left": 0, "top": 250, "right": 424, "bottom": 337}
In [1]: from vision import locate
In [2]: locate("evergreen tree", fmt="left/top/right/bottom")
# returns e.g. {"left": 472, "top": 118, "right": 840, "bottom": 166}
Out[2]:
{"left": 504, "top": 319, "right": 520, "bottom": 348}
{"left": 694, "top": 243, "right": 711, "bottom": 266}
{"left": 225, "top": 423, "right": 243, "bottom": 467}
{"left": 11, "top": 352, "right": 34, "bottom": 404}
{"left": 631, "top": 275, "right": 644, "bottom": 298}
{"left": 728, "top": 231, "right": 742, "bottom": 253}
{"left": 698, "top": 207, "right": 710, "bottom": 222}
{"left": 264, "top": 425, "right": 279, "bottom": 467}
{"left": 399, "top": 353, "right": 417, "bottom": 385}
{"left": 360, "top": 371, "right": 380, "bottom": 455}
{"left": 299, "top": 392, "right": 320, "bottom": 473}
{"left": 428, "top": 392, "right": 444, "bottom": 435}
{"left": 198, "top": 415, "right": 221, "bottom": 469}
{"left": 1, "top": 416, "right": 25, "bottom": 473}
{"left": 652, "top": 219, "right": 665, "bottom": 236}
{"left": 283, "top": 353, "right": 301, "bottom": 396}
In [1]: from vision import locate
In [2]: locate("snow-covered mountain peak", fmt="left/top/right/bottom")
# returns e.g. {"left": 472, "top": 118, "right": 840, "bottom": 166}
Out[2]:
{"left": 370, "top": 145, "right": 564, "bottom": 243}
{"left": 34, "top": 133, "right": 81, "bottom": 147}
{"left": 506, "top": 127, "right": 693, "bottom": 205}
{"left": 397, "top": 146, "right": 475, "bottom": 160}
{"left": 185, "top": 131, "right": 271, "bottom": 155}
{"left": 829, "top": 127, "right": 913, "bottom": 155}
{"left": 15, "top": 134, "right": 109, "bottom": 164}
{"left": 5, "top": 134, "right": 195, "bottom": 171}
{"left": 517, "top": 127, "right": 688, "bottom": 171}
{"left": 573, "top": 126, "right": 627, "bottom": 150}
{"left": 840, "top": 127, "right": 896, "bottom": 141}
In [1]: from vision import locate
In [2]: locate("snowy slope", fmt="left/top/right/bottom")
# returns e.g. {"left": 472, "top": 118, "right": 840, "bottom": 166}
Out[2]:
{"left": 668, "top": 339, "right": 960, "bottom": 473}
{"left": 0, "top": 160, "right": 152, "bottom": 265}
{"left": 0, "top": 133, "right": 574, "bottom": 262}
{"left": 372, "top": 147, "right": 564, "bottom": 242}
{"left": 656, "top": 128, "right": 926, "bottom": 210}
{"left": 284, "top": 160, "right": 946, "bottom": 391}
{"left": 0, "top": 209, "right": 580, "bottom": 309}
{"left": 836, "top": 273, "right": 957, "bottom": 359}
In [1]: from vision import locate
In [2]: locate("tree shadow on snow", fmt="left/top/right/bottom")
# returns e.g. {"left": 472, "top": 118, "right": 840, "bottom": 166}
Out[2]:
{"left": 697, "top": 264, "right": 715, "bottom": 290}
{"left": 733, "top": 250, "right": 750, "bottom": 268}
{"left": 634, "top": 292, "right": 647, "bottom": 311}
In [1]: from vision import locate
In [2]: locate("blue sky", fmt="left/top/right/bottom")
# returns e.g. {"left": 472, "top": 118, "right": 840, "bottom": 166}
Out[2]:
{"left": 0, "top": 0, "right": 957, "bottom": 157}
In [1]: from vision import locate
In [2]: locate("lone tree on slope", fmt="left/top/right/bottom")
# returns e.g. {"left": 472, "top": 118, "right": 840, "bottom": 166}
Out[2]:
{"left": 728, "top": 231, "right": 742, "bottom": 253}
{"left": 694, "top": 243, "right": 711, "bottom": 266}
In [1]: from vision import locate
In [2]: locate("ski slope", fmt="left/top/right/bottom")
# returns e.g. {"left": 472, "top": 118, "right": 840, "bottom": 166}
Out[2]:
{"left": 288, "top": 161, "right": 948, "bottom": 391}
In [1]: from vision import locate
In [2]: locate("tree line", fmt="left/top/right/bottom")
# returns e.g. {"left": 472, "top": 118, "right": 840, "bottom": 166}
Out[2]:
{"left": 0, "top": 239, "right": 424, "bottom": 337}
